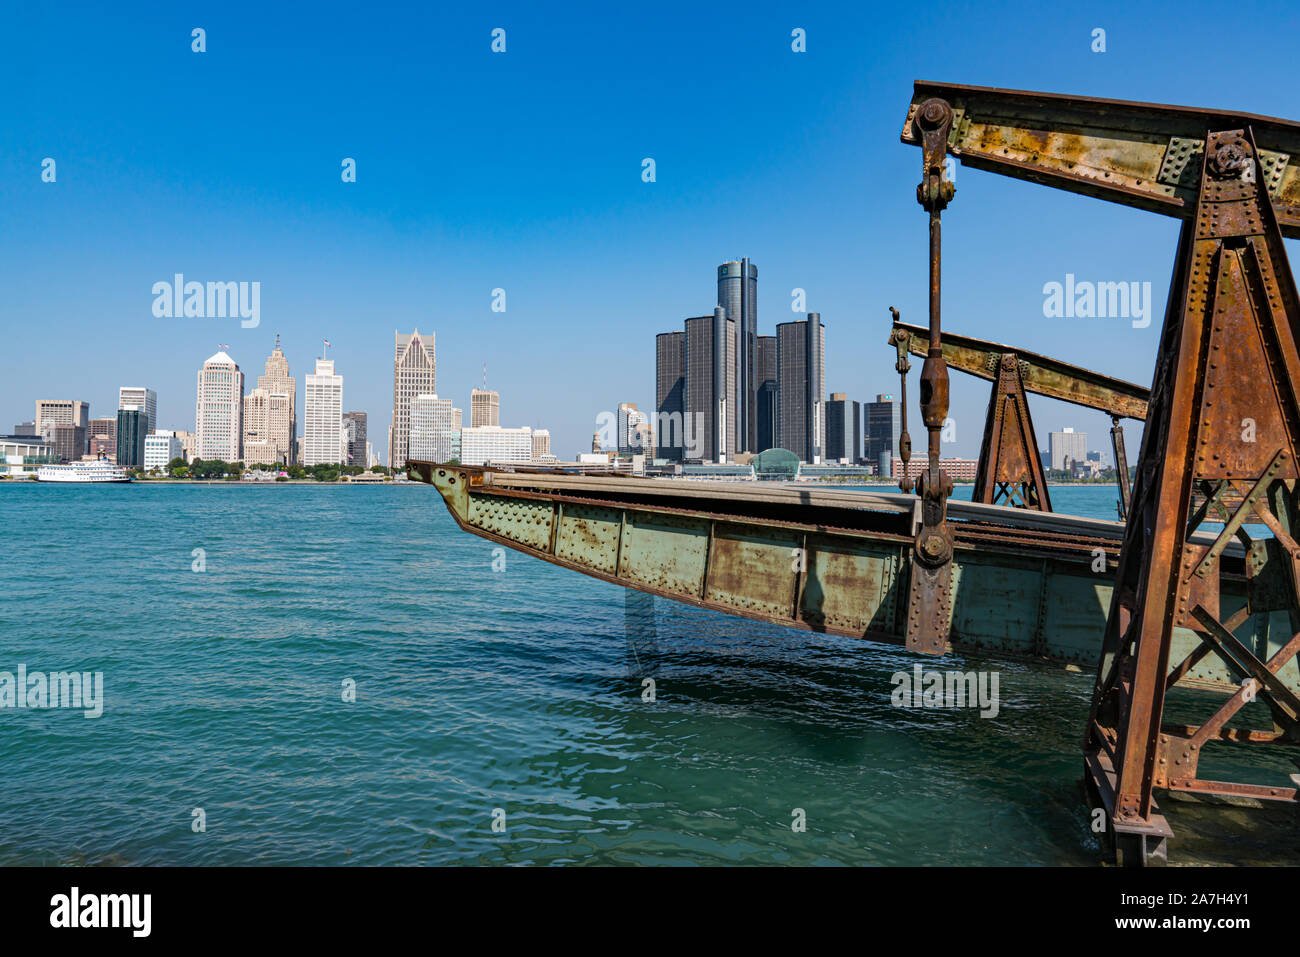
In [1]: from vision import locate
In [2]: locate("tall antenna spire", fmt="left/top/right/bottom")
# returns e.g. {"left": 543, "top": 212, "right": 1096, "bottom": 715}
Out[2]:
{"left": 482, "top": 362, "right": 487, "bottom": 390}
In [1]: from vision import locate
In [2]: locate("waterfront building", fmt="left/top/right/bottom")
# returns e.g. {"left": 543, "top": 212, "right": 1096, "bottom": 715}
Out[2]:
{"left": 242, "top": 388, "right": 294, "bottom": 466}
{"left": 470, "top": 388, "right": 500, "bottom": 428}
{"left": 1049, "top": 428, "right": 1088, "bottom": 471}
{"left": 144, "top": 431, "right": 183, "bottom": 471}
{"left": 409, "top": 394, "right": 457, "bottom": 463}
{"left": 756, "top": 335, "right": 778, "bottom": 453}
{"left": 460, "top": 426, "right": 533, "bottom": 466}
{"left": 1, "top": 434, "right": 56, "bottom": 477}
{"left": 391, "top": 329, "right": 437, "bottom": 470}
{"left": 717, "top": 258, "right": 758, "bottom": 453}
{"left": 303, "top": 357, "right": 343, "bottom": 466}
{"left": 684, "top": 308, "right": 738, "bottom": 463}
{"left": 118, "top": 388, "right": 157, "bottom": 435}
{"left": 35, "top": 400, "right": 89, "bottom": 434}
{"left": 87, "top": 418, "right": 117, "bottom": 461}
{"left": 253, "top": 336, "right": 297, "bottom": 464}
{"left": 48, "top": 424, "right": 86, "bottom": 463}
{"left": 342, "top": 412, "right": 367, "bottom": 467}
{"left": 655, "top": 331, "right": 685, "bottom": 461}
{"left": 865, "top": 394, "right": 902, "bottom": 477}
{"left": 116, "top": 408, "right": 147, "bottom": 468}
{"left": 893, "top": 456, "right": 979, "bottom": 484}
{"left": 172, "top": 430, "right": 196, "bottom": 463}
{"left": 195, "top": 350, "right": 244, "bottom": 461}
{"left": 825, "top": 393, "right": 862, "bottom": 463}
{"left": 775, "top": 312, "right": 825, "bottom": 463}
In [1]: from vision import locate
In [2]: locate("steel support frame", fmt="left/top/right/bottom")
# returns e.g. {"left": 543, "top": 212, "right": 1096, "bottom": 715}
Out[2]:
{"left": 972, "top": 353, "right": 1052, "bottom": 511}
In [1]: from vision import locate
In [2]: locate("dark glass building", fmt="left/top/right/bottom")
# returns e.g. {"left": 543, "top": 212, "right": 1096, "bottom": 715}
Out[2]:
{"left": 717, "top": 259, "right": 757, "bottom": 453}
{"left": 342, "top": 411, "right": 367, "bottom": 466}
{"left": 654, "top": 331, "right": 685, "bottom": 461}
{"left": 865, "top": 393, "right": 902, "bottom": 475}
{"left": 775, "top": 313, "right": 825, "bottom": 463}
{"left": 116, "top": 409, "right": 147, "bottom": 468}
{"left": 825, "top": 393, "right": 861, "bottom": 463}
{"left": 755, "top": 335, "right": 778, "bottom": 453}
{"left": 684, "top": 308, "right": 737, "bottom": 463}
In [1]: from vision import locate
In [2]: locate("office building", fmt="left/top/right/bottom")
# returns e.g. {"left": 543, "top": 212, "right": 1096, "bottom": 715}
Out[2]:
{"left": 88, "top": 418, "right": 117, "bottom": 461}
{"left": 460, "top": 426, "right": 533, "bottom": 466}
{"left": 172, "top": 430, "right": 196, "bottom": 463}
{"left": 116, "top": 408, "right": 147, "bottom": 468}
{"left": 655, "top": 331, "right": 685, "bottom": 461}
{"left": 118, "top": 388, "right": 157, "bottom": 435}
{"left": 242, "top": 388, "right": 294, "bottom": 466}
{"left": 48, "top": 424, "right": 86, "bottom": 463}
{"left": 617, "top": 402, "right": 649, "bottom": 455}
{"left": 12, "top": 422, "right": 36, "bottom": 437}
{"left": 35, "top": 400, "right": 89, "bottom": 434}
{"left": 894, "top": 457, "right": 979, "bottom": 484}
{"left": 409, "top": 394, "right": 457, "bottom": 463}
{"left": 865, "top": 394, "right": 902, "bottom": 476}
{"left": 825, "top": 393, "right": 862, "bottom": 463}
{"left": 470, "top": 388, "right": 500, "bottom": 428}
{"left": 391, "top": 329, "right": 437, "bottom": 470}
{"left": 756, "top": 335, "right": 778, "bottom": 453}
{"left": 775, "top": 313, "right": 825, "bottom": 463}
{"left": 1050, "top": 428, "right": 1088, "bottom": 471}
{"left": 532, "top": 429, "right": 551, "bottom": 460}
{"left": 1, "top": 434, "right": 55, "bottom": 478}
{"left": 144, "top": 431, "right": 183, "bottom": 471}
{"left": 195, "top": 351, "right": 243, "bottom": 461}
{"left": 684, "top": 308, "right": 738, "bottom": 463}
{"left": 303, "top": 357, "right": 343, "bottom": 466}
{"left": 342, "top": 412, "right": 367, "bottom": 466}
{"left": 252, "top": 336, "right": 297, "bottom": 464}
{"left": 717, "top": 258, "right": 757, "bottom": 452}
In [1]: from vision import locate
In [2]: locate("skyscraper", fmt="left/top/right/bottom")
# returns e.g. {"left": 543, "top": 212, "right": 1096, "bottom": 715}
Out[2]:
{"left": 255, "top": 335, "right": 297, "bottom": 464}
{"left": 775, "top": 313, "right": 825, "bottom": 463}
{"left": 616, "top": 402, "right": 648, "bottom": 455}
{"left": 342, "top": 412, "right": 367, "bottom": 466}
{"left": 865, "top": 394, "right": 902, "bottom": 476}
{"left": 409, "top": 394, "right": 457, "bottom": 462}
{"left": 655, "top": 331, "right": 685, "bottom": 461}
{"left": 195, "top": 351, "right": 243, "bottom": 461}
{"left": 1050, "top": 428, "right": 1088, "bottom": 471}
{"left": 470, "top": 389, "right": 500, "bottom": 428}
{"left": 88, "top": 417, "right": 117, "bottom": 461}
{"left": 756, "top": 335, "right": 778, "bottom": 453}
{"left": 684, "top": 307, "right": 738, "bottom": 463}
{"left": 303, "top": 357, "right": 343, "bottom": 466}
{"left": 35, "top": 400, "right": 89, "bottom": 456}
{"left": 116, "top": 407, "right": 147, "bottom": 468}
{"left": 391, "top": 329, "right": 437, "bottom": 470}
{"left": 242, "top": 389, "right": 293, "bottom": 466}
{"left": 717, "top": 259, "right": 757, "bottom": 453}
{"left": 117, "top": 388, "right": 157, "bottom": 435}
{"left": 532, "top": 429, "right": 551, "bottom": 461}
{"left": 825, "top": 393, "right": 862, "bottom": 463}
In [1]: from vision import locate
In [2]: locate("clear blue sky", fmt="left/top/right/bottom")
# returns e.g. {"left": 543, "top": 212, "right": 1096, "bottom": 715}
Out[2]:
{"left": 3, "top": 0, "right": 1299, "bottom": 461}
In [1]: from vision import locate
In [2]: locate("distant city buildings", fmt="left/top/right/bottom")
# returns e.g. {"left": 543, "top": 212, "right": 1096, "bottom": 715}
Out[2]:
{"left": 195, "top": 350, "right": 243, "bottom": 461}
{"left": 894, "top": 456, "right": 979, "bottom": 483}
{"left": 775, "top": 313, "right": 825, "bottom": 463}
{"left": 470, "top": 388, "right": 500, "bottom": 428}
{"left": 532, "top": 429, "right": 551, "bottom": 461}
{"left": 144, "top": 430, "right": 183, "bottom": 470}
{"left": 755, "top": 335, "right": 778, "bottom": 453}
{"left": 409, "top": 394, "right": 457, "bottom": 463}
{"left": 825, "top": 393, "right": 861, "bottom": 463}
{"left": 342, "top": 412, "right": 367, "bottom": 467}
{"left": 117, "top": 387, "right": 156, "bottom": 435}
{"left": 1050, "top": 428, "right": 1088, "bottom": 471}
{"left": 655, "top": 331, "right": 685, "bottom": 461}
{"left": 35, "top": 400, "right": 88, "bottom": 459}
{"left": 12, "top": 421, "right": 36, "bottom": 437}
{"left": 460, "top": 425, "right": 533, "bottom": 466}
{"left": 684, "top": 308, "right": 738, "bottom": 463}
{"left": 865, "top": 394, "right": 902, "bottom": 477}
{"left": 116, "top": 407, "right": 147, "bottom": 468}
{"left": 717, "top": 258, "right": 758, "bottom": 453}
{"left": 391, "top": 329, "right": 436, "bottom": 470}
{"left": 88, "top": 417, "right": 116, "bottom": 461}
{"left": 242, "top": 336, "right": 296, "bottom": 466}
{"left": 303, "top": 356, "right": 343, "bottom": 466}
{"left": 616, "top": 402, "right": 649, "bottom": 454}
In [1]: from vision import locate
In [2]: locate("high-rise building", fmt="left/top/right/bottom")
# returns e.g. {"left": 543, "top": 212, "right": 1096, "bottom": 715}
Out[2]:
{"left": 116, "top": 408, "right": 147, "bottom": 468}
{"left": 825, "top": 393, "right": 862, "bottom": 463}
{"left": 532, "top": 429, "right": 551, "bottom": 461}
{"left": 409, "top": 394, "right": 457, "bottom": 463}
{"left": 253, "top": 335, "right": 297, "bottom": 464}
{"left": 242, "top": 389, "right": 294, "bottom": 466}
{"left": 756, "top": 335, "right": 778, "bottom": 453}
{"left": 342, "top": 412, "right": 367, "bottom": 466}
{"left": 655, "top": 331, "right": 685, "bottom": 461}
{"left": 35, "top": 400, "right": 89, "bottom": 434}
{"left": 616, "top": 402, "right": 648, "bottom": 455}
{"left": 1050, "top": 428, "right": 1088, "bottom": 471}
{"left": 195, "top": 350, "right": 244, "bottom": 461}
{"left": 172, "top": 430, "right": 196, "bottom": 463}
{"left": 12, "top": 421, "right": 36, "bottom": 437}
{"left": 717, "top": 258, "right": 758, "bottom": 453}
{"left": 49, "top": 424, "right": 86, "bottom": 463}
{"left": 865, "top": 394, "right": 901, "bottom": 477}
{"left": 303, "top": 357, "right": 343, "bottom": 466}
{"left": 775, "top": 313, "right": 825, "bottom": 463}
{"left": 460, "top": 426, "right": 533, "bottom": 466}
{"left": 391, "top": 329, "right": 437, "bottom": 470}
{"left": 118, "top": 388, "right": 157, "bottom": 435}
{"left": 684, "top": 308, "right": 738, "bottom": 463}
{"left": 470, "top": 388, "right": 500, "bottom": 428}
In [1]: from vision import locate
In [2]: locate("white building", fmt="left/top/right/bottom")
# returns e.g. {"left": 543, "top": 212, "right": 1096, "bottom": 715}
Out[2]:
{"left": 118, "top": 387, "right": 157, "bottom": 435}
{"left": 409, "top": 394, "right": 458, "bottom": 463}
{"left": 470, "top": 389, "right": 499, "bottom": 428}
{"left": 1049, "top": 428, "right": 1088, "bottom": 471}
{"left": 460, "top": 426, "right": 533, "bottom": 466}
{"left": 303, "top": 358, "right": 344, "bottom": 465}
{"left": 532, "top": 429, "right": 551, "bottom": 460}
{"left": 195, "top": 351, "right": 244, "bottom": 461}
{"left": 144, "top": 431, "right": 183, "bottom": 471}
{"left": 391, "top": 329, "right": 437, "bottom": 470}
{"left": 2, "top": 435, "right": 54, "bottom": 477}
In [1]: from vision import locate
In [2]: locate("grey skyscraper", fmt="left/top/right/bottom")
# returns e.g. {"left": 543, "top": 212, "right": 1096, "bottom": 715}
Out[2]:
{"left": 655, "top": 331, "right": 685, "bottom": 461}
{"left": 391, "top": 329, "right": 436, "bottom": 470}
{"left": 775, "top": 313, "right": 825, "bottom": 462}
{"left": 755, "top": 335, "right": 778, "bottom": 453}
{"left": 865, "top": 393, "right": 902, "bottom": 476}
{"left": 684, "top": 308, "right": 738, "bottom": 463}
{"left": 825, "top": 393, "right": 861, "bottom": 463}
{"left": 717, "top": 259, "right": 757, "bottom": 453}
{"left": 342, "top": 412, "right": 367, "bottom": 466}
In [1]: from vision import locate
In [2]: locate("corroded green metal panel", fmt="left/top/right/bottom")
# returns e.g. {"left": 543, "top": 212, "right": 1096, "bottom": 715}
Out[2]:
{"left": 618, "top": 512, "right": 709, "bottom": 596}
{"left": 554, "top": 503, "right": 621, "bottom": 575}
{"left": 705, "top": 525, "right": 801, "bottom": 620}
{"left": 801, "top": 538, "right": 903, "bottom": 636}
{"left": 468, "top": 493, "right": 552, "bottom": 551}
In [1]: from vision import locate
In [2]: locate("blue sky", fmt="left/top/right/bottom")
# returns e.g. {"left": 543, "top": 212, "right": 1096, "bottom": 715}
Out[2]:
{"left": 3, "top": 0, "right": 1299, "bottom": 461}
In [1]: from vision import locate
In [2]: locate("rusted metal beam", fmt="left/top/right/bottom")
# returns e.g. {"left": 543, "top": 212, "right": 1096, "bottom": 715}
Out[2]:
{"left": 900, "top": 81, "right": 1300, "bottom": 237}
{"left": 889, "top": 320, "right": 1149, "bottom": 420}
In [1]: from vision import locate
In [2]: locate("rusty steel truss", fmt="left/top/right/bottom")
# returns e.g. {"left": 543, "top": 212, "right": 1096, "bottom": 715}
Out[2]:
{"left": 900, "top": 81, "right": 1300, "bottom": 864}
